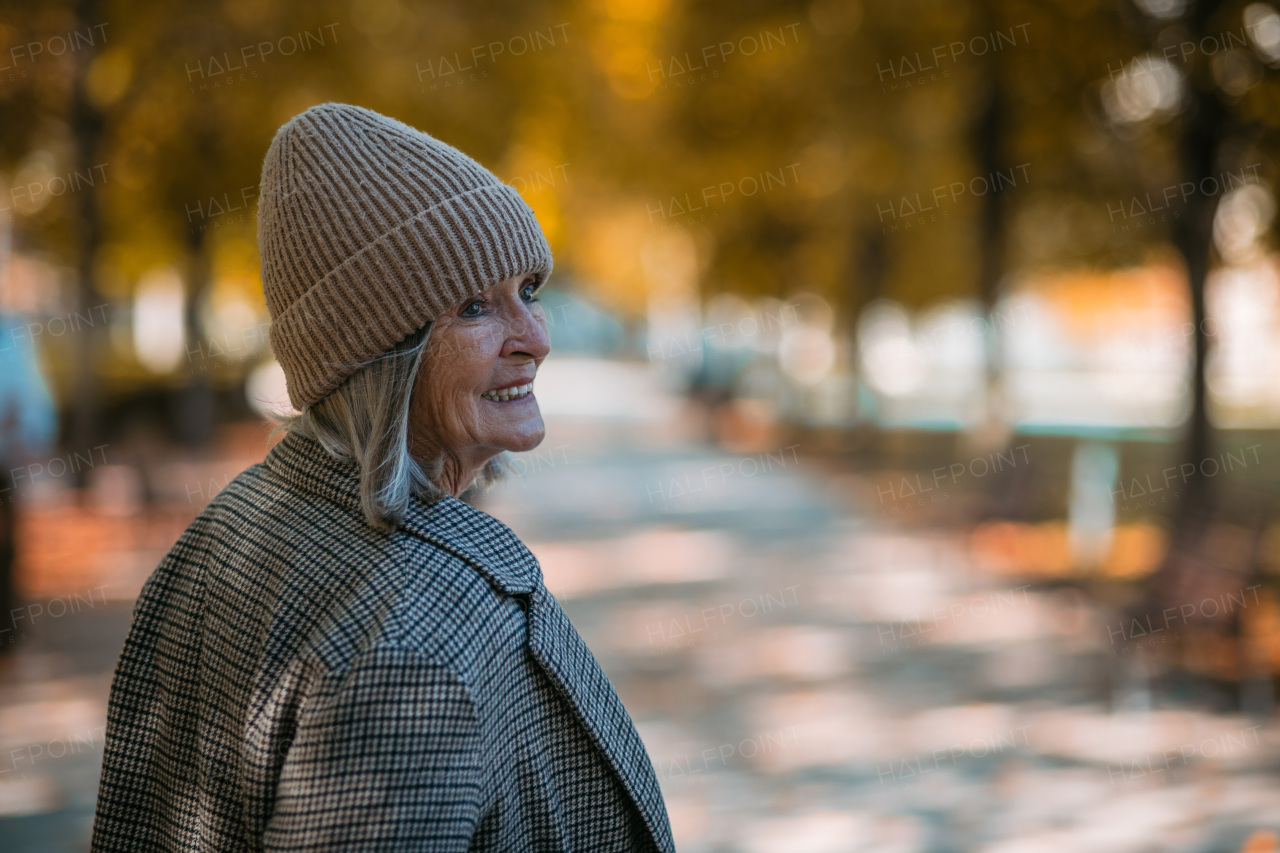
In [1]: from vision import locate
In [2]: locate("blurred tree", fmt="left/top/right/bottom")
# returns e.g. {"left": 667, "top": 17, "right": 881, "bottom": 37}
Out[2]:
{"left": 0, "top": 0, "right": 112, "bottom": 478}
{"left": 1113, "top": 0, "right": 1280, "bottom": 706}
{"left": 1164, "top": 0, "right": 1231, "bottom": 529}
{"left": 68, "top": 0, "right": 105, "bottom": 474}
{"left": 0, "top": 0, "right": 1274, "bottom": 595}
{"left": 972, "top": 0, "right": 1012, "bottom": 439}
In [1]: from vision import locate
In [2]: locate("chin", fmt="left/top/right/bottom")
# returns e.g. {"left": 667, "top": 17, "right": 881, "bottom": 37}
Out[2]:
{"left": 502, "top": 430, "right": 545, "bottom": 454}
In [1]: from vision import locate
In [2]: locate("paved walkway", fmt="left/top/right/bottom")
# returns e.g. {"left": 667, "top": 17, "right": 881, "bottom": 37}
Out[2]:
{"left": 480, "top": 408, "right": 1280, "bottom": 853}
{"left": 1, "top": 358, "right": 1278, "bottom": 852}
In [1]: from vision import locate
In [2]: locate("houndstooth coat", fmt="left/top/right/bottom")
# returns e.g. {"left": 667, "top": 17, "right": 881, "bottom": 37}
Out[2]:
{"left": 91, "top": 430, "right": 675, "bottom": 852}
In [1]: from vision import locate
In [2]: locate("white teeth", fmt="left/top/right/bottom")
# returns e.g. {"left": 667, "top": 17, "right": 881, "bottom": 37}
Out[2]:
{"left": 482, "top": 383, "right": 533, "bottom": 401}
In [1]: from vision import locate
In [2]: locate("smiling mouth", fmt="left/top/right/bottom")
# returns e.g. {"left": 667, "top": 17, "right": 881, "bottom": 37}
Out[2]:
{"left": 480, "top": 382, "right": 534, "bottom": 402}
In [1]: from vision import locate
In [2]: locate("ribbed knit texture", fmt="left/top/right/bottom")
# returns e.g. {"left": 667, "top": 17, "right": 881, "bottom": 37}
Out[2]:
{"left": 257, "top": 102, "right": 554, "bottom": 410}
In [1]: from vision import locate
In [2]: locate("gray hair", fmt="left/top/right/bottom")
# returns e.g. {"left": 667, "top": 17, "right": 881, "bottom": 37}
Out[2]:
{"left": 270, "top": 323, "right": 515, "bottom": 531}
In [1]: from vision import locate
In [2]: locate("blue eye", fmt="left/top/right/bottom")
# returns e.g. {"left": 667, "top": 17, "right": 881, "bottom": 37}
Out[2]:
{"left": 461, "top": 280, "right": 539, "bottom": 317}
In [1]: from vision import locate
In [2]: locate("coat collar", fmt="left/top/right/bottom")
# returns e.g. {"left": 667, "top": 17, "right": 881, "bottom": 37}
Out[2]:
{"left": 263, "top": 430, "right": 540, "bottom": 597}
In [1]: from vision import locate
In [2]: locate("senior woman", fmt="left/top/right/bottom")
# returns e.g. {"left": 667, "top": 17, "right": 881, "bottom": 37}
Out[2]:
{"left": 91, "top": 103, "right": 674, "bottom": 852}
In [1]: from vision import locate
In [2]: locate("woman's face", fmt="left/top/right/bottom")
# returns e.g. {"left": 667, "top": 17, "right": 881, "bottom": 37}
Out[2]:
{"left": 408, "top": 273, "right": 550, "bottom": 493}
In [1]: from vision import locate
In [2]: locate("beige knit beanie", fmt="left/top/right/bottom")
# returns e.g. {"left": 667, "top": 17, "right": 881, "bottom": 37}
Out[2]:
{"left": 257, "top": 102, "right": 554, "bottom": 410}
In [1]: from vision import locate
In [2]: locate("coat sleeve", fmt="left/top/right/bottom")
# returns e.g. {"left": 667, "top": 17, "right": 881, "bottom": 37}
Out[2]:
{"left": 262, "top": 643, "right": 486, "bottom": 851}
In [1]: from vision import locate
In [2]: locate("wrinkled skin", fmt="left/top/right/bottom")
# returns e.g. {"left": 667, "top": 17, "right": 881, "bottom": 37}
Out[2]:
{"left": 408, "top": 273, "right": 550, "bottom": 497}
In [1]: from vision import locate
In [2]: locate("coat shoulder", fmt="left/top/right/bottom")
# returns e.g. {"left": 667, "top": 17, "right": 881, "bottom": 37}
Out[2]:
{"left": 378, "top": 531, "right": 529, "bottom": 676}
{"left": 145, "top": 459, "right": 520, "bottom": 683}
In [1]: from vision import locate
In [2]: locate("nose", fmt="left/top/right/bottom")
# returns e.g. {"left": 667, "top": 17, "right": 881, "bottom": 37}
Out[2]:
{"left": 501, "top": 295, "right": 550, "bottom": 362}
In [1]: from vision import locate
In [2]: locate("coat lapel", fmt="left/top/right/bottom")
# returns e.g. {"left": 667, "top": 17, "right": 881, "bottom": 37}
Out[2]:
{"left": 525, "top": 584, "right": 676, "bottom": 853}
{"left": 402, "top": 494, "right": 674, "bottom": 852}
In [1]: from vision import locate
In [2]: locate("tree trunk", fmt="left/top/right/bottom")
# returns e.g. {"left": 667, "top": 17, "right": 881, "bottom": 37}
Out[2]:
{"left": 68, "top": 0, "right": 105, "bottom": 486}
{"left": 973, "top": 67, "right": 1008, "bottom": 436}
{"left": 172, "top": 222, "right": 215, "bottom": 446}
{"left": 1147, "top": 0, "right": 1227, "bottom": 576}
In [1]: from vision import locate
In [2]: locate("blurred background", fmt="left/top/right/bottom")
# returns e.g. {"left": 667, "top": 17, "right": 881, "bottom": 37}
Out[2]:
{"left": 2, "top": 0, "right": 1280, "bottom": 849}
